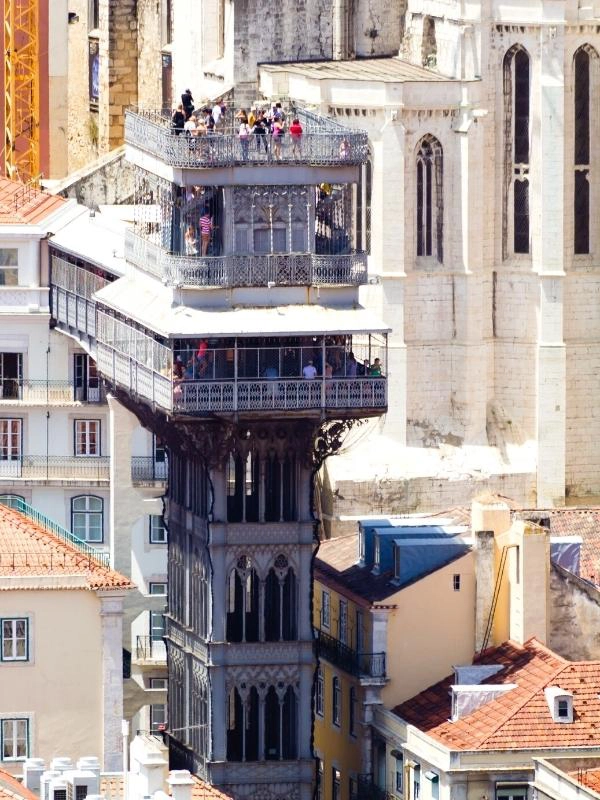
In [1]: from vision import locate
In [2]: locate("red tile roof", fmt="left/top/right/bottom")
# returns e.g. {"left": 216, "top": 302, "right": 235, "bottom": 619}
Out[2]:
{"left": 570, "top": 767, "right": 600, "bottom": 794}
{"left": 394, "top": 638, "right": 600, "bottom": 751}
{"left": 191, "top": 775, "right": 234, "bottom": 800}
{"left": 0, "top": 504, "right": 133, "bottom": 590}
{"left": 0, "top": 178, "right": 66, "bottom": 225}
{"left": 0, "top": 770, "right": 37, "bottom": 800}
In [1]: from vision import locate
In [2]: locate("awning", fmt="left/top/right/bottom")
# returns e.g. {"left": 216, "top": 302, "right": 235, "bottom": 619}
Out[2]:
{"left": 94, "top": 275, "right": 390, "bottom": 339}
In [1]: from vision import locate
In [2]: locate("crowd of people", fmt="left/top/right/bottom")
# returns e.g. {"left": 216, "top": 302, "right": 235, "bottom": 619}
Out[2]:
{"left": 171, "top": 91, "right": 305, "bottom": 160}
{"left": 170, "top": 338, "right": 384, "bottom": 390}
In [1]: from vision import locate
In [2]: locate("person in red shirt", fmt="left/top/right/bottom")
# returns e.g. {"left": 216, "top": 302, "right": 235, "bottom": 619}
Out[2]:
{"left": 289, "top": 118, "right": 303, "bottom": 158}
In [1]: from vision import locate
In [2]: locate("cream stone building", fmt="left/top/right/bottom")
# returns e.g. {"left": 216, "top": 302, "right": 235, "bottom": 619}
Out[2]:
{"left": 0, "top": 501, "right": 132, "bottom": 772}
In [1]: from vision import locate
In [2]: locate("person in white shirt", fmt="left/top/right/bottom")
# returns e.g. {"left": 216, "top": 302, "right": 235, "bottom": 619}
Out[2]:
{"left": 303, "top": 360, "right": 317, "bottom": 379}
{"left": 212, "top": 103, "right": 222, "bottom": 125}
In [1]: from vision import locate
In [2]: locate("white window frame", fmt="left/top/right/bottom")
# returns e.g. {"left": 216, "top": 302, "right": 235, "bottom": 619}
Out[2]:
{"left": 150, "top": 703, "right": 166, "bottom": 731}
{"left": 149, "top": 515, "right": 167, "bottom": 544}
{"left": 150, "top": 677, "right": 167, "bottom": 690}
{"left": 149, "top": 582, "right": 167, "bottom": 596}
{"left": 0, "top": 249, "right": 18, "bottom": 287}
{"left": 71, "top": 495, "right": 104, "bottom": 542}
{"left": 0, "top": 418, "right": 22, "bottom": 460}
{"left": 394, "top": 753, "right": 404, "bottom": 794}
{"left": 1, "top": 618, "right": 28, "bottom": 662}
{"left": 1, "top": 718, "right": 29, "bottom": 761}
{"left": 321, "top": 591, "right": 331, "bottom": 629}
{"left": 74, "top": 419, "right": 101, "bottom": 457}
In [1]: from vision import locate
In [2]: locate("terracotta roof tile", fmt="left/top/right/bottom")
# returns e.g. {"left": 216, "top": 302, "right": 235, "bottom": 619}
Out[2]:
{"left": 0, "top": 770, "right": 37, "bottom": 800}
{"left": 191, "top": 775, "right": 234, "bottom": 800}
{"left": 393, "top": 638, "right": 600, "bottom": 751}
{"left": 569, "top": 767, "right": 600, "bottom": 793}
{"left": 0, "top": 178, "right": 66, "bottom": 225}
{"left": 0, "top": 504, "right": 133, "bottom": 590}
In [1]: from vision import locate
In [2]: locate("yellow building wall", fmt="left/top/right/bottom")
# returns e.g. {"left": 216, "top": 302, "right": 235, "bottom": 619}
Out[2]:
{"left": 314, "top": 580, "right": 371, "bottom": 651}
{"left": 0, "top": 588, "right": 104, "bottom": 772}
{"left": 314, "top": 659, "right": 363, "bottom": 800}
{"left": 382, "top": 552, "right": 476, "bottom": 706}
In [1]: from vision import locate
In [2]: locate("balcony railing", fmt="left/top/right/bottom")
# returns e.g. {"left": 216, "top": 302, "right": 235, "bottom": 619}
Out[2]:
{"left": 0, "top": 496, "right": 109, "bottom": 566}
{"left": 0, "top": 380, "right": 105, "bottom": 404}
{"left": 136, "top": 635, "right": 167, "bottom": 662}
{"left": 131, "top": 456, "right": 168, "bottom": 484}
{"left": 124, "top": 230, "right": 368, "bottom": 288}
{"left": 353, "top": 776, "right": 395, "bottom": 800}
{"left": 51, "top": 285, "right": 97, "bottom": 338}
{"left": 314, "top": 628, "right": 386, "bottom": 679}
{"left": 0, "top": 456, "right": 110, "bottom": 481}
{"left": 174, "top": 378, "right": 387, "bottom": 413}
{"left": 125, "top": 108, "right": 369, "bottom": 169}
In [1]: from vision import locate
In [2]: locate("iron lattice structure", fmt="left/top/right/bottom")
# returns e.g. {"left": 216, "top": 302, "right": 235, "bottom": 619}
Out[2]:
{"left": 4, "top": 0, "right": 39, "bottom": 181}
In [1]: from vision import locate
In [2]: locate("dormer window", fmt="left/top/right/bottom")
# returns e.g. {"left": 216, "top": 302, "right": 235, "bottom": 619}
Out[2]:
{"left": 544, "top": 686, "right": 573, "bottom": 723}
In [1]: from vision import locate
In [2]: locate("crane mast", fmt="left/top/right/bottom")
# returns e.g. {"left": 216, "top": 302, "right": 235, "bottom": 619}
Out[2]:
{"left": 4, "top": 0, "right": 39, "bottom": 182}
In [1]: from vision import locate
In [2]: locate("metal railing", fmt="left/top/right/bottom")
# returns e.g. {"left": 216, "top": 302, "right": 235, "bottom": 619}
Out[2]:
{"left": 314, "top": 629, "right": 386, "bottom": 678}
{"left": 0, "top": 496, "right": 109, "bottom": 566}
{"left": 353, "top": 776, "right": 395, "bottom": 800}
{"left": 131, "top": 456, "right": 168, "bottom": 483}
{"left": 174, "top": 378, "right": 387, "bottom": 413}
{"left": 0, "top": 380, "right": 105, "bottom": 404}
{"left": 0, "top": 455, "right": 110, "bottom": 481}
{"left": 124, "top": 229, "right": 368, "bottom": 288}
{"left": 136, "top": 635, "right": 167, "bottom": 661}
{"left": 125, "top": 109, "right": 369, "bottom": 168}
{"left": 51, "top": 285, "right": 97, "bottom": 339}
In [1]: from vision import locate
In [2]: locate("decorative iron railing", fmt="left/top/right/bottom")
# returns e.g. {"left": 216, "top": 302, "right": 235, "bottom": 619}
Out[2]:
{"left": 353, "top": 775, "right": 395, "bottom": 800}
{"left": 314, "top": 628, "right": 386, "bottom": 678}
{"left": 0, "top": 380, "right": 105, "bottom": 404}
{"left": 136, "top": 635, "right": 167, "bottom": 661}
{"left": 0, "top": 496, "right": 109, "bottom": 566}
{"left": 0, "top": 455, "right": 110, "bottom": 481}
{"left": 51, "top": 285, "right": 97, "bottom": 339}
{"left": 124, "top": 230, "right": 368, "bottom": 288}
{"left": 125, "top": 109, "right": 369, "bottom": 168}
{"left": 174, "top": 378, "right": 387, "bottom": 413}
{"left": 131, "top": 456, "right": 168, "bottom": 483}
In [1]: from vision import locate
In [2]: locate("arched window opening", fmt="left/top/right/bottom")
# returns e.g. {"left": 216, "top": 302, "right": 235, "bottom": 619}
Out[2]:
{"left": 265, "top": 556, "right": 297, "bottom": 642}
{"left": 574, "top": 45, "right": 597, "bottom": 254}
{"left": 226, "top": 688, "right": 243, "bottom": 761}
{"left": 226, "top": 686, "right": 259, "bottom": 762}
{"left": 265, "top": 686, "right": 281, "bottom": 760}
{"left": 503, "top": 45, "right": 531, "bottom": 255}
{"left": 190, "top": 544, "right": 209, "bottom": 640}
{"left": 226, "top": 556, "right": 259, "bottom": 642}
{"left": 264, "top": 450, "right": 281, "bottom": 522}
{"left": 189, "top": 668, "right": 209, "bottom": 768}
{"left": 421, "top": 16, "right": 437, "bottom": 68}
{"left": 416, "top": 135, "right": 443, "bottom": 262}
{"left": 227, "top": 451, "right": 259, "bottom": 523}
{"left": 282, "top": 686, "right": 298, "bottom": 759}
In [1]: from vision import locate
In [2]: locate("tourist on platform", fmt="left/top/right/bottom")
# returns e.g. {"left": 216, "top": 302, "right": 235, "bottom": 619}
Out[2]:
{"left": 289, "top": 118, "right": 303, "bottom": 157}
{"left": 181, "top": 89, "right": 194, "bottom": 120}
{"left": 252, "top": 114, "right": 269, "bottom": 154}
{"left": 171, "top": 104, "right": 185, "bottom": 134}
{"left": 369, "top": 358, "right": 382, "bottom": 376}
{"left": 239, "top": 121, "right": 251, "bottom": 159}
{"left": 303, "top": 360, "right": 317, "bottom": 379}
{"left": 199, "top": 209, "right": 214, "bottom": 256}
{"left": 271, "top": 117, "right": 285, "bottom": 160}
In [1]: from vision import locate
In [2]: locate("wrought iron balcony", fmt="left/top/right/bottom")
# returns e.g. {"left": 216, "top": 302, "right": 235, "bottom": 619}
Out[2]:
{"left": 0, "top": 455, "right": 110, "bottom": 481}
{"left": 136, "top": 635, "right": 167, "bottom": 663}
{"left": 124, "top": 230, "right": 368, "bottom": 288}
{"left": 125, "top": 107, "right": 369, "bottom": 169}
{"left": 0, "top": 380, "right": 105, "bottom": 404}
{"left": 314, "top": 628, "right": 386, "bottom": 679}
{"left": 131, "top": 456, "right": 168, "bottom": 484}
{"left": 353, "top": 775, "right": 395, "bottom": 800}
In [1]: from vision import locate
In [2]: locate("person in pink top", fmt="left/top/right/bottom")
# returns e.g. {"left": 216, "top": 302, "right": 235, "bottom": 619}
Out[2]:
{"left": 199, "top": 208, "right": 213, "bottom": 255}
{"left": 289, "top": 118, "right": 303, "bottom": 158}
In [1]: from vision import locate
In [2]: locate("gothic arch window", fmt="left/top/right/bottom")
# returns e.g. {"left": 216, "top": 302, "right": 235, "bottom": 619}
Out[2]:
{"left": 190, "top": 544, "right": 209, "bottom": 640}
{"left": 265, "top": 684, "right": 298, "bottom": 760}
{"left": 226, "top": 686, "right": 259, "bottom": 761}
{"left": 226, "top": 451, "right": 259, "bottom": 522}
{"left": 226, "top": 556, "right": 259, "bottom": 642}
{"left": 422, "top": 16, "right": 437, "bottom": 68}
{"left": 574, "top": 45, "right": 598, "bottom": 254}
{"left": 503, "top": 45, "right": 531, "bottom": 256}
{"left": 416, "top": 134, "right": 443, "bottom": 262}
{"left": 264, "top": 555, "right": 298, "bottom": 642}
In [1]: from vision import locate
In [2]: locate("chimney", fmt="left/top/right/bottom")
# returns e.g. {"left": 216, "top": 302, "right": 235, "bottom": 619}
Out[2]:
{"left": 474, "top": 530, "right": 495, "bottom": 652}
{"left": 167, "top": 771, "right": 195, "bottom": 800}
{"left": 77, "top": 758, "right": 101, "bottom": 777}
{"left": 23, "top": 759, "right": 45, "bottom": 792}
{"left": 50, "top": 759, "right": 73, "bottom": 774}
{"left": 40, "top": 771, "right": 62, "bottom": 800}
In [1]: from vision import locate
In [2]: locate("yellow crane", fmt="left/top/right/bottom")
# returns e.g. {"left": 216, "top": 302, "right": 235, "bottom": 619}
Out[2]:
{"left": 3, "top": 0, "right": 39, "bottom": 182}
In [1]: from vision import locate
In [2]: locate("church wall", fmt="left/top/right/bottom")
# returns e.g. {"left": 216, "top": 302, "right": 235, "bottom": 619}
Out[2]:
{"left": 137, "top": 0, "right": 165, "bottom": 111}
